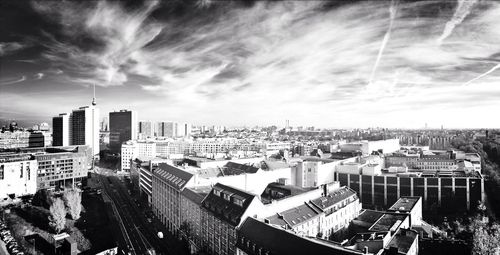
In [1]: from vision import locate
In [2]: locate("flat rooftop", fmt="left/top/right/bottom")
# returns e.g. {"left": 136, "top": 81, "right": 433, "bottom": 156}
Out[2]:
{"left": 388, "top": 197, "right": 420, "bottom": 212}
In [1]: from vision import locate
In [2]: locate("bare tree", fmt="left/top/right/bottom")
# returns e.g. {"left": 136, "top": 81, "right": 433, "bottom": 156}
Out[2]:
{"left": 63, "top": 189, "right": 83, "bottom": 220}
{"left": 49, "top": 198, "right": 66, "bottom": 234}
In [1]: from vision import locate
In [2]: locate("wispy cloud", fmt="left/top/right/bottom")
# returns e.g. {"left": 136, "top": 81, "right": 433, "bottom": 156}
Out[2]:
{"left": 0, "top": 76, "right": 27, "bottom": 85}
{"left": 16, "top": 0, "right": 500, "bottom": 127}
{"left": 0, "top": 42, "right": 26, "bottom": 56}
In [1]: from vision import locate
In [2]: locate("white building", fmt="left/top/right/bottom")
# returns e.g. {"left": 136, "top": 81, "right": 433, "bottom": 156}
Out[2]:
{"left": 0, "top": 155, "right": 38, "bottom": 200}
{"left": 340, "top": 139, "right": 400, "bottom": 155}
{"left": 120, "top": 140, "right": 157, "bottom": 171}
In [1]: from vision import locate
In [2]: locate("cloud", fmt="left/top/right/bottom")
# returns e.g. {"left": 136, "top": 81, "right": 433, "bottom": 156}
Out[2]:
{"left": 437, "top": 0, "right": 478, "bottom": 44}
{"left": 0, "top": 42, "right": 25, "bottom": 56}
{"left": 33, "top": 0, "right": 162, "bottom": 87}
{"left": 34, "top": 73, "right": 44, "bottom": 80}
{"left": 0, "top": 76, "right": 27, "bottom": 85}
{"left": 17, "top": 0, "right": 500, "bottom": 127}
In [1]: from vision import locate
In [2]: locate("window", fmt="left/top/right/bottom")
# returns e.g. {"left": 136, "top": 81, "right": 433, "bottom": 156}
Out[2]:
{"left": 20, "top": 164, "right": 23, "bottom": 178}
{"left": 0, "top": 165, "right": 3, "bottom": 180}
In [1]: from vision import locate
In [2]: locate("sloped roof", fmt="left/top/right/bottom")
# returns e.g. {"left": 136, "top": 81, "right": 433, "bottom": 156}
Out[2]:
{"left": 201, "top": 183, "right": 256, "bottom": 226}
{"left": 310, "top": 186, "right": 357, "bottom": 211}
{"left": 237, "top": 217, "right": 364, "bottom": 255}
{"left": 267, "top": 203, "right": 320, "bottom": 228}
{"left": 154, "top": 163, "right": 193, "bottom": 190}
{"left": 222, "top": 162, "right": 259, "bottom": 175}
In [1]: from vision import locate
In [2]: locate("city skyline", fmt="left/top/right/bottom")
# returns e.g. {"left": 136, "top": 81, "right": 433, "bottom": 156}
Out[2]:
{"left": 1, "top": 0, "right": 500, "bottom": 128}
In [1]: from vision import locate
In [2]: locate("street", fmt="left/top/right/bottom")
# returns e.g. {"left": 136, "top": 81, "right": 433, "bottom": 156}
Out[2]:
{"left": 95, "top": 167, "right": 189, "bottom": 255}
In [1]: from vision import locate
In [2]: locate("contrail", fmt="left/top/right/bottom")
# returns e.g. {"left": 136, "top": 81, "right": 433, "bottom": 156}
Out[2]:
{"left": 437, "top": 0, "right": 477, "bottom": 44}
{"left": 462, "top": 63, "right": 500, "bottom": 86}
{"left": 368, "top": 0, "right": 398, "bottom": 85}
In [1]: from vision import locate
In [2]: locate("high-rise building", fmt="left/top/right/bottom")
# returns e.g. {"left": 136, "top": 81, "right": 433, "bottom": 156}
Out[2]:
{"left": 109, "top": 110, "right": 137, "bottom": 152}
{"left": 138, "top": 121, "right": 154, "bottom": 138}
{"left": 52, "top": 86, "right": 99, "bottom": 157}
{"left": 52, "top": 113, "right": 70, "bottom": 146}
{"left": 71, "top": 106, "right": 100, "bottom": 157}
{"left": 156, "top": 121, "right": 177, "bottom": 137}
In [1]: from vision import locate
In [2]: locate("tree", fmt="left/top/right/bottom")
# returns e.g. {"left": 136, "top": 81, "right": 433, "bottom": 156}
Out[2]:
{"left": 63, "top": 189, "right": 83, "bottom": 220}
{"left": 49, "top": 198, "right": 66, "bottom": 233}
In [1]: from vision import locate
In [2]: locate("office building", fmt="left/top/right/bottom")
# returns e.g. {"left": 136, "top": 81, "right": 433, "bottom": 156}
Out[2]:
{"left": 52, "top": 113, "right": 70, "bottom": 146}
{"left": 109, "top": 110, "right": 137, "bottom": 152}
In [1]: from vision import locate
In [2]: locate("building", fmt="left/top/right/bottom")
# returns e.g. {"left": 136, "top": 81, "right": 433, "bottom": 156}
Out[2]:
{"left": 0, "top": 154, "right": 38, "bottom": 200}
{"left": 109, "top": 110, "right": 137, "bottom": 152}
{"left": 156, "top": 122, "right": 177, "bottom": 137}
{"left": 237, "top": 217, "right": 366, "bottom": 255}
{"left": 52, "top": 92, "right": 99, "bottom": 158}
{"left": 200, "top": 183, "right": 264, "bottom": 255}
{"left": 138, "top": 121, "right": 154, "bottom": 138}
{"left": 0, "top": 146, "right": 90, "bottom": 197}
{"left": 70, "top": 105, "right": 99, "bottom": 157}
{"left": 294, "top": 157, "right": 357, "bottom": 188}
{"left": 120, "top": 140, "right": 156, "bottom": 171}
{"left": 0, "top": 131, "right": 52, "bottom": 149}
{"left": 33, "top": 146, "right": 89, "bottom": 190}
{"left": 52, "top": 113, "right": 70, "bottom": 146}
{"left": 266, "top": 186, "right": 361, "bottom": 239}
{"left": 151, "top": 163, "right": 194, "bottom": 233}
{"left": 336, "top": 170, "right": 484, "bottom": 212}
{"left": 340, "top": 139, "right": 400, "bottom": 155}
{"left": 387, "top": 197, "right": 423, "bottom": 227}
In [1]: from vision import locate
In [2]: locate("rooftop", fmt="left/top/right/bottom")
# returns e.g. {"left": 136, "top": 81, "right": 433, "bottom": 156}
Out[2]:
{"left": 154, "top": 163, "right": 193, "bottom": 190}
{"left": 369, "top": 213, "right": 407, "bottom": 232}
{"left": 385, "top": 229, "right": 418, "bottom": 254}
{"left": 201, "top": 183, "right": 256, "bottom": 226}
{"left": 310, "top": 186, "right": 357, "bottom": 211}
{"left": 388, "top": 197, "right": 420, "bottom": 212}
{"left": 260, "top": 182, "right": 313, "bottom": 203}
{"left": 267, "top": 203, "right": 320, "bottom": 228}
{"left": 237, "top": 217, "right": 364, "bottom": 255}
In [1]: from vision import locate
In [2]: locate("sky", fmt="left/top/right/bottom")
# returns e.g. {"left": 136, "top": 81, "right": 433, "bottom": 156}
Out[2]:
{"left": 1, "top": 0, "right": 500, "bottom": 129}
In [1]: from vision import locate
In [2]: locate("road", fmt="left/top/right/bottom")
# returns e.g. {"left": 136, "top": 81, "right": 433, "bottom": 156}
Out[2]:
{"left": 96, "top": 167, "right": 188, "bottom": 255}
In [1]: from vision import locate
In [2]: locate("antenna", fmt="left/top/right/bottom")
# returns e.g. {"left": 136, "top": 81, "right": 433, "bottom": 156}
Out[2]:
{"left": 92, "top": 83, "right": 97, "bottom": 106}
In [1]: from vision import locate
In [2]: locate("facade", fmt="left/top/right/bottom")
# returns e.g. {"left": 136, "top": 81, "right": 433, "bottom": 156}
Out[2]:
{"left": 138, "top": 121, "right": 154, "bottom": 138}
{"left": 109, "top": 110, "right": 137, "bottom": 152}
{"left": 0, "top": 154, "right": 38, "bottom": 200}
{"left": 0, "top": 131, "right": 52, "bottom": 149}
{"left": 0, "top": 146, "right": 89, "bottom": 197}
{"left": 266, "top": 186, "right": 361, "bottom": 239}
{"left": 200, "top": 183, "right": 264, "bottom": 255}
{"left": 336, "top": 171, "right": 484, "bottom": 211}
{"left": 151, "top": 163, "right": 194, "bottom": 233}
{"left": 52, "top": 113, "right": 70, "bottom": 146}
{"left": 34, "top": 146, "right": 89, "bottom": 190}
{"left": 71, "top": 106, "right": 99, "bottom": 157}
{"left": 120, "top": 140, "right": 157, "bottom": 171}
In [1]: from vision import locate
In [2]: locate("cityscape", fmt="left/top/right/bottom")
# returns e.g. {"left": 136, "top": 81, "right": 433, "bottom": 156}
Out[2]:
{"left": 1, "top": 0, "right": 500, "bottom": 255}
